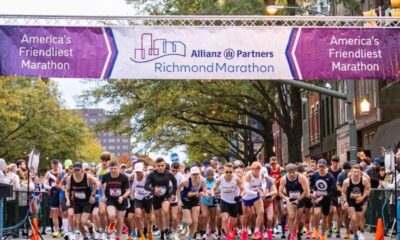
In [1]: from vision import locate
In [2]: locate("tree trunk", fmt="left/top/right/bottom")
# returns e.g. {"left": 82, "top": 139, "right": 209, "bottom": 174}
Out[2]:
{"left": 286, "top": 87, "right": 303, "bottom": 163}
{"left": 262, "top": 123, "right": 274, "bottom": 164}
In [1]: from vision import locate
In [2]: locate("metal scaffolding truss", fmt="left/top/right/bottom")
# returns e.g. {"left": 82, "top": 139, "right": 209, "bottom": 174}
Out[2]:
{"left": 0, "top": 15, "right": 399, "bottom": 28}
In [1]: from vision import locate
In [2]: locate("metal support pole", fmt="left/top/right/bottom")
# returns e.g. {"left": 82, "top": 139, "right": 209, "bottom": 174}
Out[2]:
{"left": 0, "top": 198, "right": 3, "bottom": 239}
{"left": 346, "top": 80, "right": 358, "bottom": 165}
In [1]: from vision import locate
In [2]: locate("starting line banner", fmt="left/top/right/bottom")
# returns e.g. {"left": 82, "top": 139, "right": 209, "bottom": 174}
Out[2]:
{"left": 0, "top": 26, "right": 399, "bottom": 80}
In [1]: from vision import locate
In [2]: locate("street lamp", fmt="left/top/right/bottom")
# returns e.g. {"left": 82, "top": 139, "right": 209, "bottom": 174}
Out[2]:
{"left": 360, "top": 98, "right": 371, "bottom": 115}
{"left": 265, "top": 5, "right": 328, "bottom": 16}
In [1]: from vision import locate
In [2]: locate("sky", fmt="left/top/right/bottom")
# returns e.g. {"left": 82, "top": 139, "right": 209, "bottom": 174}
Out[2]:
{"left": 1, "top": 0, "right": 187, "bottom": 162}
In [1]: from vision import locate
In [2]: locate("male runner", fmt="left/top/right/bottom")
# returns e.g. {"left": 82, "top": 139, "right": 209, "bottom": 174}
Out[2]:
{"left": 341, "top": 165, "right": 371, "bottom": 240}
{"left": 56, "top": 160, "right": 74, "bottom": 240}
{"left": 145, "top": 158, "right": 177, "bottom": 240}
{"left": 199, "top": 167, "right": 218, "bottom": 240}
{"left": 43, "top": 159, "right": 62, "bottom": 238}
{"left": 101, "top": 160, "right": 131, "bottom": 240}
{"left": 170, "top": 162, "right": 184, "bottom": 240}
{"left": 309, "top": 159, "right": 337, "bottom": 240}
{"left": 96, "top": 152, "right": 111, "bottom": 239}
{"left": 336, "top": 162, "right": 352, "bottom": 239}
{"left": 212, "top": 163, "right": 244, "bottom": 240}
{"left": 65, "top": 162, "right": 98, "bottom": 240}
{"left": 327, "top": 156, "right": 343, "bottom": 238}
{"left": 279, "top": 164, "right": 309, "bottom": 240}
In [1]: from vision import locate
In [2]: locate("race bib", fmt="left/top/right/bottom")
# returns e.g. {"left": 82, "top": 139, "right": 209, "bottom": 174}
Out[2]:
{"left": 289, "top": 191, "right": 301, "bottom": 199}
{"left": 350, "top": 192, "right": 362, "bottom": 199}
{"left": 138, "top": 189, "right": 147, "bottom": 195}
{"left": 222, "top": 186, "right": 234, "bottom": 193}
{"left": 75, "top": 191, "right": 86, "bottom": 200}
{"left": 110, "top": 188, "right": 122, "bottom": 197}
{"left": 159, "top": 187, "right": 167, "bottom": 196}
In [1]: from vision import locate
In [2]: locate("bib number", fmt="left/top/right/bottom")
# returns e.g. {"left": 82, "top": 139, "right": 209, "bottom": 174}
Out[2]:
{"left": 110, "top": 188, "right": 122, "bottom": 197}
{"left": 289, "top": 191, "right": 301, "bottom": 199}
{"left": 75, "top": 191, "right": 86, "bottom": 200}
{"left": 316, "top": 190, "right": 328, "bottom": 197}
{"left": 222, "top": 187, "right": 234, "bottom": 193}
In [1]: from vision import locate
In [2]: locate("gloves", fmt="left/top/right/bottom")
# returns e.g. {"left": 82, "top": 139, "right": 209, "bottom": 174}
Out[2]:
{"left": 234, "top": 196, "right": 242, "bottom": 202}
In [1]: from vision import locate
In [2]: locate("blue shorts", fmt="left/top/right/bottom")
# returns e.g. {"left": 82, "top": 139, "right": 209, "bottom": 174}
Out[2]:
{"left": 242, "top": 195, "right": 260, "bottom": 207}
{"left": 49, "top": 189, "right": 60, "bottom": 208}
{"left": 200, "top": 197, "right": 216, "bottom": 207}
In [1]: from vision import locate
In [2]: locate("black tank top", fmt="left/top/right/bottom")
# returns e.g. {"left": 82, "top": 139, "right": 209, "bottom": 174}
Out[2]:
{"left": 285, "top": 174, "right": 303, "bottom": 200}
{"left": 71, "top": 173, "right": 91, "bottom": 202}
{"left": 347, "top": 177, "right": 364, "bottom": 201}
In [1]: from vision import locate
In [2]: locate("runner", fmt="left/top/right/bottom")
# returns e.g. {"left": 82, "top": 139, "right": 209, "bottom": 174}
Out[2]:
{"left": 96, "top": 152, "right": 111, "bottom": 240}
{"left": 303, "top": 168, "right": 315, "bottom": 239}
{"left": 145, "top": 157, "right": 177, "bottom": 240}
{"left": 43, "top": 159, "right": 62, "bottom": 238}
{"left": 56, "top": 159, "right": 74, "bottom": 240}
{"left": 212, "top": 162, "right": 245, "bottom": 240}
{"left": 84, "top": 164, "right": 101, "bottom": 240}
{"left": 336, "top": 162, "right": 352, "bottom": 239}
{"left": 178, "top": 166, "right": 206, "bottom": 240}
{"left": 170, "top": 162, "right": 185, "bottom": 240}
{"left": 262, "top": 173, "right": 277, "bottom": 240}
{"left": 241, "top": 162, "right": 265, "bottom": 240}
{"left": 267, "top": 156, "right": 285, "bottom": 237}
{"left": 341, "top": 164, "right": 371, "bottom": 240}
{"left": 278, "top": 163, "right": 309, "bottom": 240}
{"left": 309, "top": 159, "right": 337, "bottom": 240}
{"left": 327, "top": 156, "right": 343, "bottom": 238}
{"left": 65, "top": 162, "right": 98, "bottom": 240}
{"left": 131, "top": 162, "right": 152, "bottom": 240}
{"left": 101, "top": 160, "right": 131, "bottom": 240}
{"left": 199, "top": 167, "right": 218, "bottom": 240}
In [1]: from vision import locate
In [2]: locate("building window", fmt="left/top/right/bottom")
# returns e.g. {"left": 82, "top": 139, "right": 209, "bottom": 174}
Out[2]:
{"left": 107, "top": 145, "right": 115, "bottom": 150}
{"left": 108, "top": 138, "right": 115, "bottom": 143}
{"left": 122, "top": 145, "right": 129, "bottom": 150}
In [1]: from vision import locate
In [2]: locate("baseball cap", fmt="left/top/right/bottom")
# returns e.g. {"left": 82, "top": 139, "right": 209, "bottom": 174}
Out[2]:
{"left": 134, "top": 163, "right": 144, "bottom": 173}
{"left": 373, "top": 157, "right": 381, "bottom": 164}
{"left": 203, "top": 160, "right": 211, "bottom": 167}
{"left": 73, "top": 162, "right": 83, "bottom": 169}
{"left": 170, "top": 153, "right": 180, "bottom": 163}
{"left": 211, "top": 157, "right": 219, "bottom": 163}
{"left": 82, "top": 162, "right": 90, "bottom": 170}
{"left": 130, "top": 156, "right": 138, "bottom": 163}
{"left": 317, "top": 159, "right": 327, "bottom": 167}
{"left": 190, "top": 166, "right": 201, "bottom": 175}
{"left": 64, "top": 159, "right": 73, "bottom": 169}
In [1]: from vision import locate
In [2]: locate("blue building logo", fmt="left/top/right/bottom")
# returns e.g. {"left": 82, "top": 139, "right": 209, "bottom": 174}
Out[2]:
{"left": 131, "top": 33, "right": 186, "bottom": 63}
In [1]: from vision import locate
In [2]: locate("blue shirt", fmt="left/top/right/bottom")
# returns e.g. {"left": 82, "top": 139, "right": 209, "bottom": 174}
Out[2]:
{"left": 337, "top": 171, "right": 348, "bottom": 187}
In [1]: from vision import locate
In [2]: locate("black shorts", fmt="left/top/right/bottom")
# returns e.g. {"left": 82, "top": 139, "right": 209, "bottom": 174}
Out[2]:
{"left": 91, "top": 202, "right": 99, "bottom": 212}
{"left": 348, "top": 200, "right": 363, "bottom": 212}
{"left": 152, "top": 195, "right": 169, "bottom": 211}
{"left": 106, "top": 198, "right": 129, "bottom": 211}
{"left": 237, "top": 201, "right": 243, "bottom": 215}
{"left": 304, "top": 197, "right": 313, "bottom": 209}
{"left": 170, "top": 202, "right": 178, "bottom": 207}
{"left": 331, "top": 197, "right": 340, "bottom": 207}
{"left": 135, "top": 199, "right": 152, "bottom": 214}
{"left": 128, "top": 199, "right": 135, "bottom": 214}
{"left": 313, "top": 197, "right": 331, "bottom": 216}
{"left": 60, "top": 198, "right": 72, "bottom": 212}
{"left": 73, "top": 201, "right": 92, "bottom": 214}
{"left": 49, "top": 190, "right": 60, "bottom": 208}
{"left": 220, "top": 200, "right": 239, "bottom": 218}
{"left": 182, "top": 198, "right": 200, "bottom": 210}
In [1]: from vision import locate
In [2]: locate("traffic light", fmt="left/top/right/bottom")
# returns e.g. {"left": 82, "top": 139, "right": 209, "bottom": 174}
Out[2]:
{"left": 362, "top": 9, "right": 377, "bottom": 26}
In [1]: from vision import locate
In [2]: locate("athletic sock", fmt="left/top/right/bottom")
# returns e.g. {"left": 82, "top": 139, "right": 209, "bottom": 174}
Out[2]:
{"left": 62, "top": 219, "right": 69, "bottom": 233}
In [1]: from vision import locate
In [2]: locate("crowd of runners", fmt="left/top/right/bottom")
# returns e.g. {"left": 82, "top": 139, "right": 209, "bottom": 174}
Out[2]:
{"left": 40, "top": 152, "right": 371, "bottom": 240}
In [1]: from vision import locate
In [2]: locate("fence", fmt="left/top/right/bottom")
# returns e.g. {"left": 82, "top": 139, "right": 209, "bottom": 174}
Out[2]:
{"left": 0, "top": 189, "right": 398, "bottom": 235}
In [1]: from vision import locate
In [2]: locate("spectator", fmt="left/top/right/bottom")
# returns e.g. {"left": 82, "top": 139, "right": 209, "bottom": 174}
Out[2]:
{"left": 365, "top": 157, "right": 381, "bottom": 188}
{"left": 7, "top": 163, "right": 21, "bottom": 200}
{"left": 378, "top": 167, "right": 389, "bottom": 188}
{"left": 18, "top": 173, "right": 34, "bottom": 236}
{"left": 16, "top": 159, "right": 27, "bottom": 180}
{"left": 0, "top": 158, "right": 9, "bottom": 184}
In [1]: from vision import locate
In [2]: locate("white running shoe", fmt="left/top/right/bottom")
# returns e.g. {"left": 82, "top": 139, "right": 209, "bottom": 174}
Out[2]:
{"left": 68, "top": 232, "right": 75, "bottom": 240}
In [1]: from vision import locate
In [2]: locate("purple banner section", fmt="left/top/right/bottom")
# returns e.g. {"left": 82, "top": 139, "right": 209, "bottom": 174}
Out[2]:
{"left": 0, "top": 26, "right": 114, "bottom": 78}
{"left": 289, "top": 28, "right": 400, "bottom": 80}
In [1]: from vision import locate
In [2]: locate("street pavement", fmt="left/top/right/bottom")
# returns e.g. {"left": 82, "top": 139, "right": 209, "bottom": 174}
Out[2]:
{"left": 11, "top": 229, "right": 386, "bottom": 240}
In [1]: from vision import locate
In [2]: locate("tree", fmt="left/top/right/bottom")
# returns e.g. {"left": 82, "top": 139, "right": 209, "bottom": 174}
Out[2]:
{"left": 0, "top": 77, "right": 103, "bottom": 168}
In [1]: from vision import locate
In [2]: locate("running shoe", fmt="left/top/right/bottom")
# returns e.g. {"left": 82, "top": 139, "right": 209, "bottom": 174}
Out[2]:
{"left": 280, "top": 233, "right": 286, "bottom": 239}
{"left": 241, "top": 229, "right": 248, "bottom": 240}
{"left": 344, "top": 232, "right": 351, "bottom": 239}
{"left": 353, "top": 235, "right": 359, "bottom": 240}
{"left": 201, "top": 233, "right": 207, "bottom": 240}
{"left": 108, "top": 222, "right": 116, "bottom": 235}
{"left": 305, "top": 231, "right": 311, "bottom": 239}
{"left": 229, "top": 230, "right": 237, "bottom": 239}
{"left": 139, "top": 234, "right": 146, "bottom": 240}
{"left": 320, "top": 233, "right": 327, "bottom": 240}
{"left": 252, "top": 230, "right": 262, "bottom": 239}
{"left": 310, "top": 230, "right": 319, "bottom": 239}
{"left": 68, "top": 232, "right": 75, "bottom": 240}
{"left": 358, "top": 231, "right": 365, "bottom": 240}
{"left": 225, "top": 233, "right": 232, "bottom": 240}
{"left": 52, "top": 231, "right": 60, "bottom": 238}
{"left": 211, "top": 232, "right": 219, "bottom": 240}
{"left": 132, "top": 232, "right": 139, "bottom": 239}
{"left": 147, "top": 230, "right": 154, "bottom": 240}
{"left": 153, "top": 230, "right": 161, "bottom": 238}
{"left": 266, "top": 229, "right": 273, "bottom": 240}
{"left": 327, "top": 229, "right": 332, "bottom": 238}
{"left": 336, "top": 231, "right": 341, "bottom": 238}
{"left": 173, "top": 232, "right": 180, "bottom": 240}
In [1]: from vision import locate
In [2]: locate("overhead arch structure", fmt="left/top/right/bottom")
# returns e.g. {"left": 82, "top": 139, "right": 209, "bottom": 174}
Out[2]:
{"left": 0, "top": 15, "right": 399, "bottom": 80}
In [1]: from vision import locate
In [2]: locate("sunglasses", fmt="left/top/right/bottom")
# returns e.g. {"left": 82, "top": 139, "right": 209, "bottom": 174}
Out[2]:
{"left": 121, "top": 166, "right": 127, "bottom": 169}
{"left": 225, "top": 171, "right": 233, "bottom": 174}
{"left": 73, "top": 168, "right": 81, "bottom": 172}
{"left": 172, "top": 169, "right": 179, "bottom": 172}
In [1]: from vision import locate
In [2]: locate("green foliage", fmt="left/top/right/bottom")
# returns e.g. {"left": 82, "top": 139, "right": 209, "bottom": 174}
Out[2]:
{"left": 0, "top": 78, "right": 103, "bottom": 169}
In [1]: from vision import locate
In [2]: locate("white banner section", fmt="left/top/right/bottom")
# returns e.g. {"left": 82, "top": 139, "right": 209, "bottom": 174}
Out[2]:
{"left": 110, "top": 27, "right": 293, "bottom": 80}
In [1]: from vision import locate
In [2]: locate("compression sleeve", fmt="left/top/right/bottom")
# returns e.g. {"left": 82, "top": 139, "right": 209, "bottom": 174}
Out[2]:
{"left": 144, "top": 172, "right": 155, "bottom": 193}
